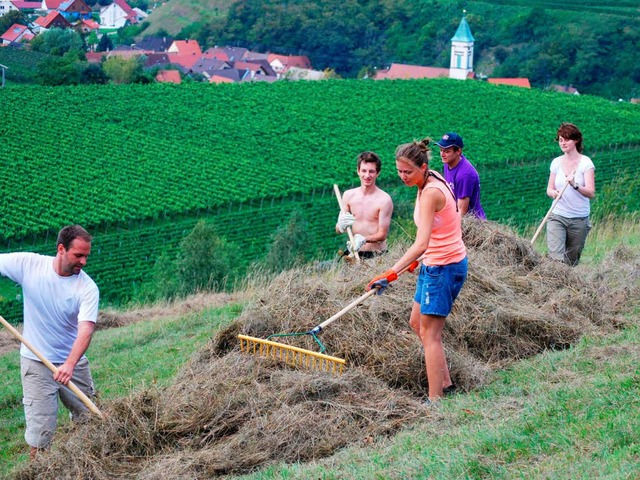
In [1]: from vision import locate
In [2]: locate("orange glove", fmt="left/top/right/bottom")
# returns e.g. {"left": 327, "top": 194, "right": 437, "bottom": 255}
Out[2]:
{"left": 408, "top": 260, "right": 420, "bottom": 273}
{"left": 367, "top": 269, "right": 398, "bottom": 295}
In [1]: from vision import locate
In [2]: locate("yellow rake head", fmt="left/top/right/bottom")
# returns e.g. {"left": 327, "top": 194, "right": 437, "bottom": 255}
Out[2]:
{"left": 238, "top": 334, "right": 346, "bottom": 375}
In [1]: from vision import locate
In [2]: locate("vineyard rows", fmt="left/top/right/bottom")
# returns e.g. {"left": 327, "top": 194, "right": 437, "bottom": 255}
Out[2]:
{"left": 2, "top": 80, "right": 640, "bottom": 242}
{"left": 1, "top": 144, "right": 638, "bottom": 324}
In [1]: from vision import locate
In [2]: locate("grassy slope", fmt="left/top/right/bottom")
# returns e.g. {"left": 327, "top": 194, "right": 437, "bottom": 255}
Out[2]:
{"left": 0, "top": 219, "right": 638, "bottom": 478}
{"left": 142, "top": 0, "right": 234, "bottom": 36}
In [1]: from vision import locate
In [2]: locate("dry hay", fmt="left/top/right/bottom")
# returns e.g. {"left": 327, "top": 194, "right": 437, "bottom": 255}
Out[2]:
{"left": 15, "top": 218, "right": 638, "bottom": 479}
{"left": 216, "top": 218, "right": 629, "bottom": 394}
{"left": 16, "top": 354, "right": 426, "bottom": 479}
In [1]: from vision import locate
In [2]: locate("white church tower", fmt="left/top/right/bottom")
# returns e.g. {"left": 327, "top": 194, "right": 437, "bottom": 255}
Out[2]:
{"left": 449, "top": 13, "right": 474, "bottom": 80}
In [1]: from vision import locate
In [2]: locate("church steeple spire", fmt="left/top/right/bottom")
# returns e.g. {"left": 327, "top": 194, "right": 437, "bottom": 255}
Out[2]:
{"left": 449, "top": 11, "right": 475, "bottom": 80}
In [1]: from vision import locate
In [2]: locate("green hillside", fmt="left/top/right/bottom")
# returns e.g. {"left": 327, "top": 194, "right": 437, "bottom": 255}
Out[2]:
{"left": 142, "top": 0, "right": 234, "bottom": 36}
{"left": 1, "top": 79, "right": 639, "bottom": 317}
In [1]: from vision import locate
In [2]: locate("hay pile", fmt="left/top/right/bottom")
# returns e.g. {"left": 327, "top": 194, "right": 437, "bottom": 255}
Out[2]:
{"left": 15, "top": 219, "right": 637, "bottom": 479}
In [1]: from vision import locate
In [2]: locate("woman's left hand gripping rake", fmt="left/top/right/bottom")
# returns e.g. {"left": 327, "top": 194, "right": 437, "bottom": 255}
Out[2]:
{"left": 238, "top": 260, "right": 420, "bottom": 375}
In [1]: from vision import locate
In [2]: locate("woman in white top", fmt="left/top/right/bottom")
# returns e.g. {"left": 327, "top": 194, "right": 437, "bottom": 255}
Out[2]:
{"left": 546, "top": 122, "right": 595, "bottom": 265}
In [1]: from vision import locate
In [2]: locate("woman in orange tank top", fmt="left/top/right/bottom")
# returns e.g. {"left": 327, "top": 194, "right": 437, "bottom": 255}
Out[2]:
{"left": 368, "top": 138, "right": 468, "bottom": 403}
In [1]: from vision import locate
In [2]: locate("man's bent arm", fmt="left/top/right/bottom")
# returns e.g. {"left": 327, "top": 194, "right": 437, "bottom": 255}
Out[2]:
{"left": 457, "top": 197, "right": 470, "bottom": 216}
{"left": 336, "top": 190, "right": 355, "bottom": 234}
{"left": 54, "top": 321, "right": 95, "bottom": 385}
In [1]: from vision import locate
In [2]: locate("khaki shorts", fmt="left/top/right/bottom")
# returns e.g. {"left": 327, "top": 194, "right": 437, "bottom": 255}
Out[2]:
{"left": 21, "top": 356, "right": 95, "bottom": 448}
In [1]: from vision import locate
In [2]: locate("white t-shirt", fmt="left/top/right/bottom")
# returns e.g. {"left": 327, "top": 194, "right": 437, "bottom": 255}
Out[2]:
{"left": 0, "top": 252, "right": 99, "bottom": 363}
{"left": 550, "top": 155, "right": 595, "bottom": 218}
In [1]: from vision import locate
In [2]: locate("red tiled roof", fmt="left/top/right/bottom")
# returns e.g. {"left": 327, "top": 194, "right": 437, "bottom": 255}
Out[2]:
{"left": 209, "top": 75, "right": 234, "bottom": 84}
{"left": 85, "top": 52, "right": 106, "bottom": 63}
{"left": 35, "top": 11, "right": 70, "bottom": 28}
{"left": 233, "top": 61, "right": 262, "bottom": 72}
{"left": 114, "top": 0, "right": 135, "bottom": 17}
{"left": 82, "top": 18, "right": 100, "bottom": 30}
{"left": 1, "top": 24, "right": 31, "bottom": 43}
{"left": 169, "top": 40, "right": 202, "bottom": 57}
{"left": 487, "top": 78, "right": 531, "bottom": 88}
{"left": 374, "top": 63, "right": 449, "bottom": 80}
{"left": 11, "top": 0, "right": 41, "bottom": 8}
{"left": 202, "top": 47, "right": 229, "bottom": 61}
{"left": 43, "top": 0, "right": 65, "bottom": 9}
{"left": 166, "top": 53, "right": 201, "bottom": 69}
{"left": 156, "top": 70, "right": 181, "bottom": 84}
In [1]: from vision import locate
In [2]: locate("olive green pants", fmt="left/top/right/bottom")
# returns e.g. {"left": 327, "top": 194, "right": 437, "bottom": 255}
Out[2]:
{"left": 20, "top": 356, "right": 95, "bottom": 448}
{"left": 546, "top": 214, "right": 591, "bottom": 266}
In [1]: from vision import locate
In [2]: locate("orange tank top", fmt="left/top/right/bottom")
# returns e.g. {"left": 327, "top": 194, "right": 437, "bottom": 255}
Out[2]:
{"left": 413, "top": 176, "right": 466, "bottom": 265}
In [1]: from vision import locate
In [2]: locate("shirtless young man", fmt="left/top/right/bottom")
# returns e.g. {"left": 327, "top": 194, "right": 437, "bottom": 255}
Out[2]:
{"left": 336, "top": 152, "right": 394, "bottom": 258}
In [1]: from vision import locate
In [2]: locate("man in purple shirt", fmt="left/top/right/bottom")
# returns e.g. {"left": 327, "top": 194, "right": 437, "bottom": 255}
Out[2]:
{"left": 436, "top": 132, "right": 486, "bottom": 220}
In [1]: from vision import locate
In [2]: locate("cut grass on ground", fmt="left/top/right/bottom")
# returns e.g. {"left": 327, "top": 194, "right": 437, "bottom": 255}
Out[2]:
{"left": 233, "top": 325, "right": 640, "bottom": 480}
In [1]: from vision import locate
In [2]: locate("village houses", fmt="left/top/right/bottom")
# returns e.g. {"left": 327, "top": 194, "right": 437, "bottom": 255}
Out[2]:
{"left": 0, "top": 8, "right": 547, "bottom": 89}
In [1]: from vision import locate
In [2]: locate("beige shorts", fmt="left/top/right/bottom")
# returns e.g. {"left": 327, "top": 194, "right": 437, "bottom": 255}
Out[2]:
{"left": 20, "top": 356, "right": 95, "bottom": 448}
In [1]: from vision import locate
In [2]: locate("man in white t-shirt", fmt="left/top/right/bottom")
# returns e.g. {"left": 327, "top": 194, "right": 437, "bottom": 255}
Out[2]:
{"left": 0, "top": 225, "right": 99, "bottom": 460}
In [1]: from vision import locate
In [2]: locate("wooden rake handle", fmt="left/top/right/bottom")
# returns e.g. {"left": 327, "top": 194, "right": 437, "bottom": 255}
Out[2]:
{"left": 531, "top": 174, "right": 574, "bottom": 244}
{"left": 315, "top": 258, "right": 423, "bottom": 332}
{"left": 0, "top": 315, "right": 104, "bottom": 419}
{"left": 333, "top": 184, "right": 360, "bottom": 261}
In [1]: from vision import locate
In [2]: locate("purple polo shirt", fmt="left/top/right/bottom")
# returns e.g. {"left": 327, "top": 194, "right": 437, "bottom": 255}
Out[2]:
{"left": 443, "top": 154, "right": 486, "bottom": 220}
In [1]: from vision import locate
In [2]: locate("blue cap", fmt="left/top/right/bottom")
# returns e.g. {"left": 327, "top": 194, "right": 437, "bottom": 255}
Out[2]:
{"left": 435, "top": 132, "right": 464, "bottom": 149}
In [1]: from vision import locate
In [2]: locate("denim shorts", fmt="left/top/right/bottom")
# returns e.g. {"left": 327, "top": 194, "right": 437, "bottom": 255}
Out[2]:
{"left": 413, "top": 257, "right": 468, "bottom": 317}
